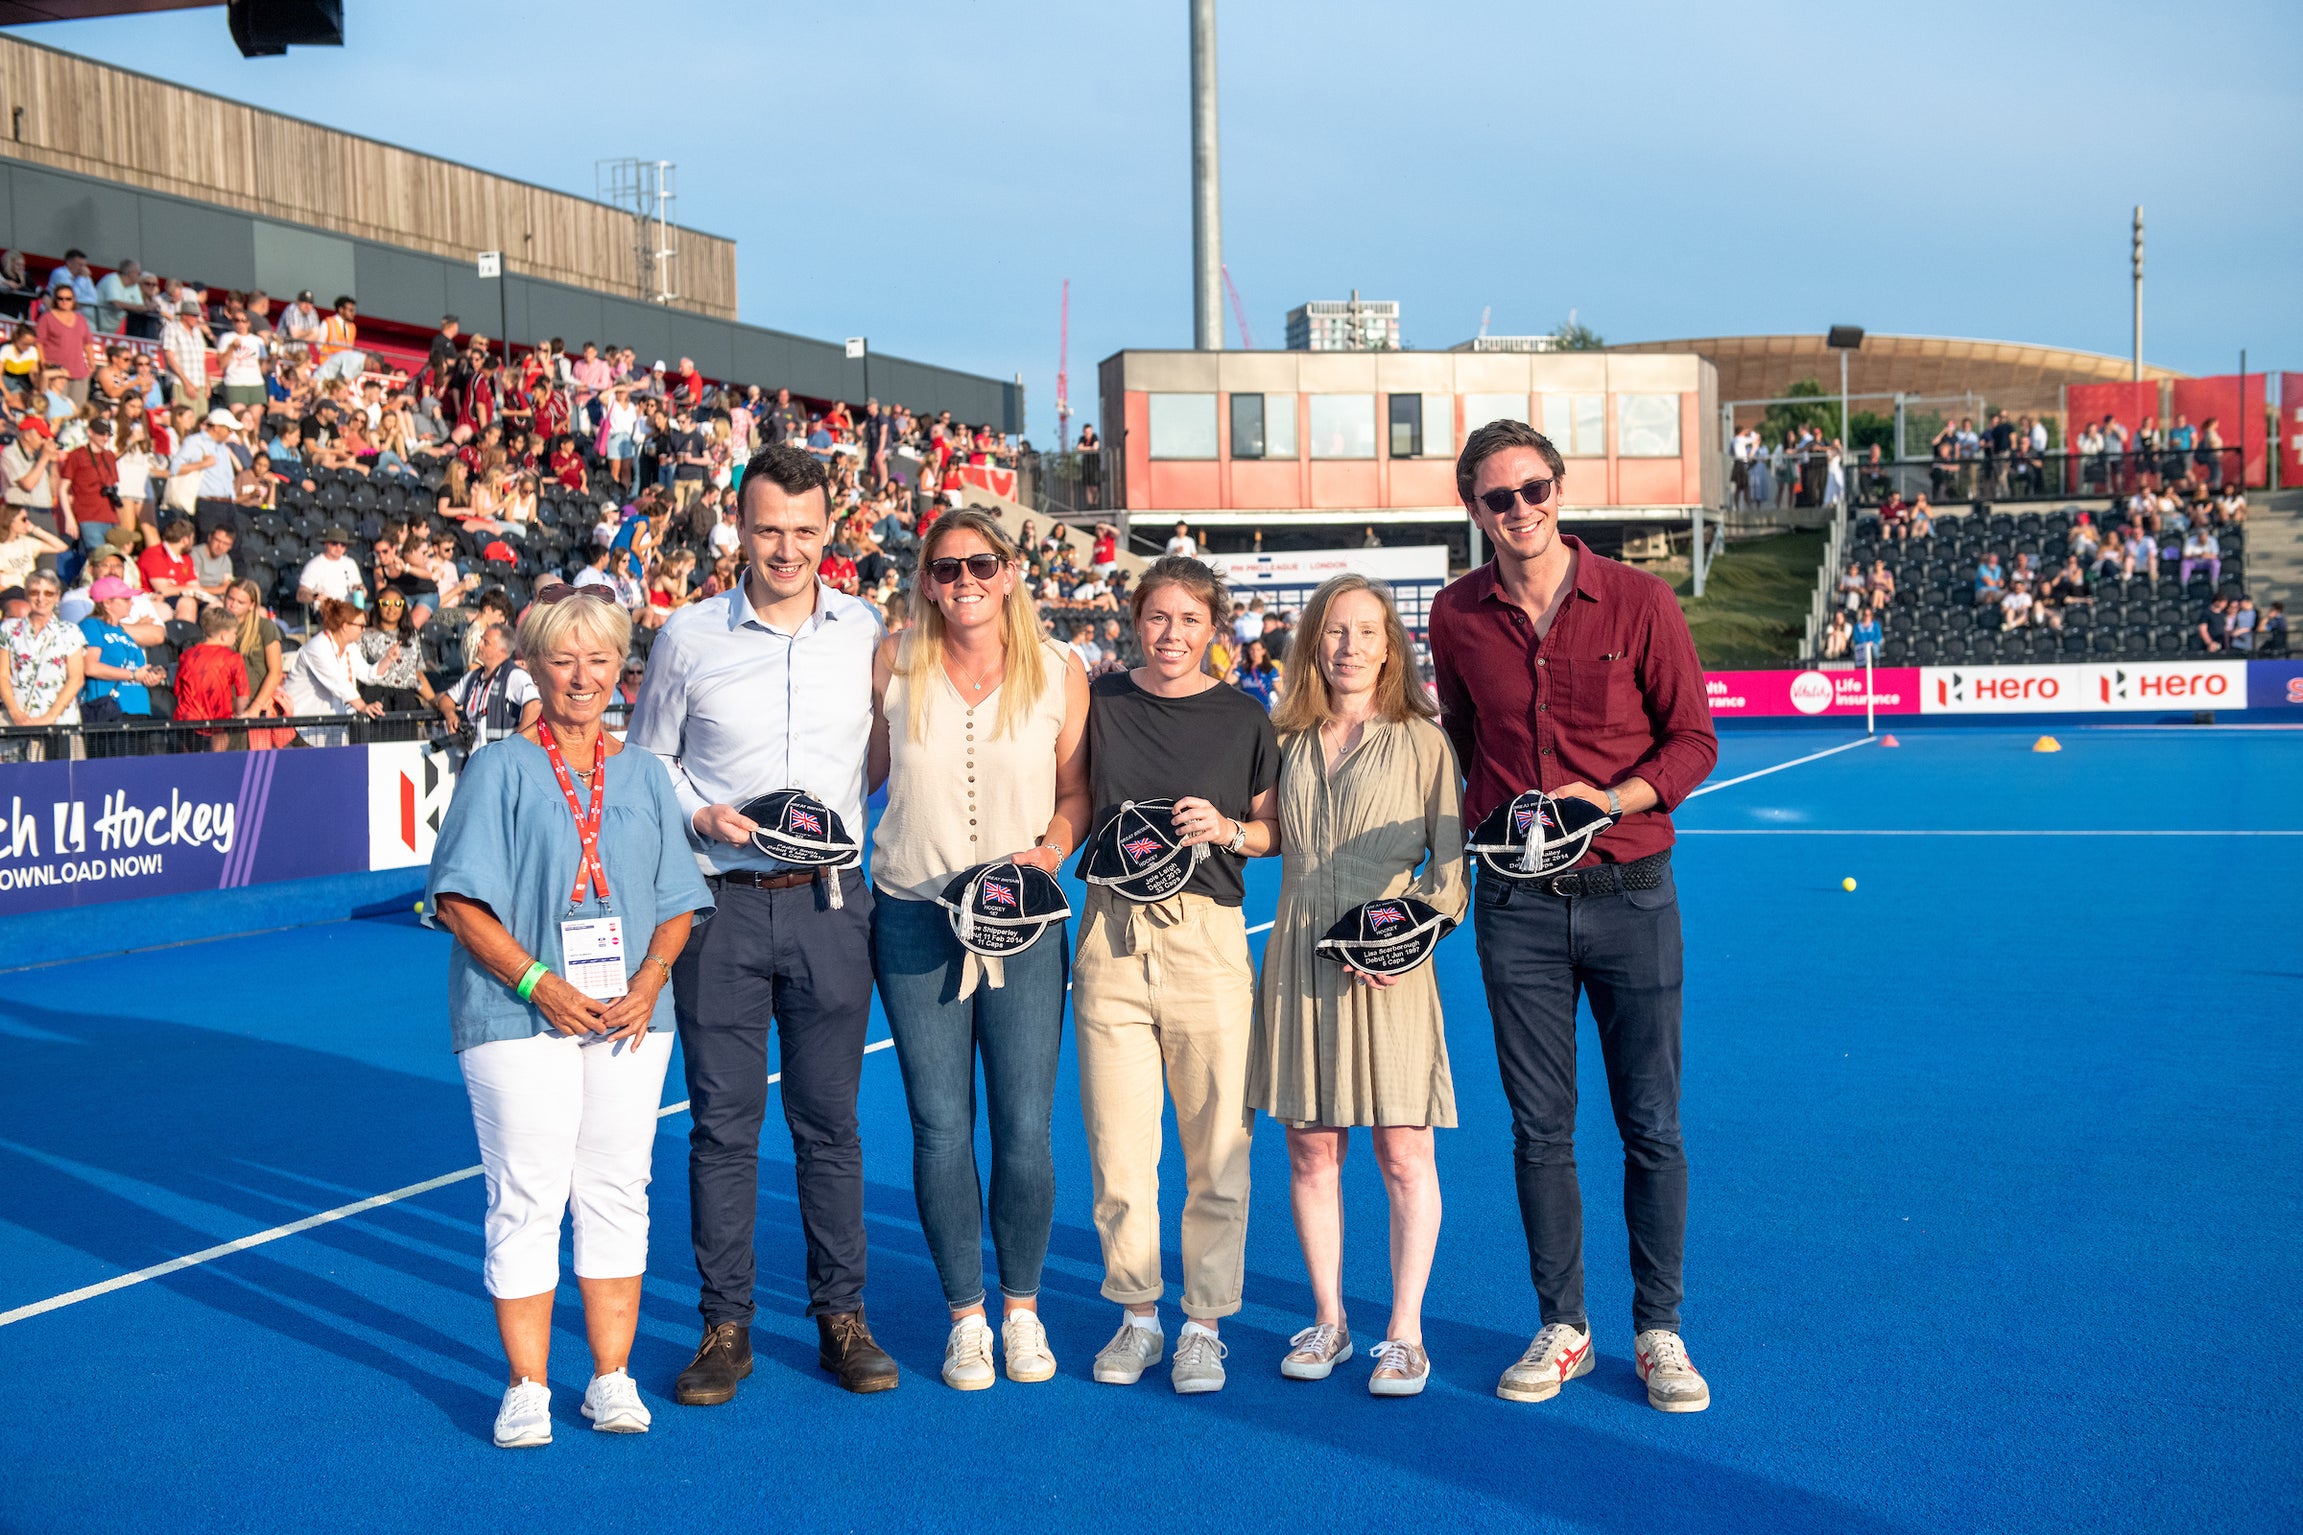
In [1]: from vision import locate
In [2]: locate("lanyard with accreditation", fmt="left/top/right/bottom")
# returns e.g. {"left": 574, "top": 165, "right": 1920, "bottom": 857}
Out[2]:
{"left": 537, "top": 722, "right": 629, "bottom": 1006}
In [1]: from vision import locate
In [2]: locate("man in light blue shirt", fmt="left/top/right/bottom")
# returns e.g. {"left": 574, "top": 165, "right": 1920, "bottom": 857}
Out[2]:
{"left": 625, "top": 443, "right": 899, "bottom": 1404}
{"left": 170, "top": 408, "right": 244, "bottom": 543}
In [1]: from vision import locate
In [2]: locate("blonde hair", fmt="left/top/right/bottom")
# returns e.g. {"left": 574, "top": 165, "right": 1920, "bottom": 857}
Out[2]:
{"left": 1271, "top": 574, "right": 1436, "bottom": 733}
{"left": 518, "top": 590, "right": 633, "bottom": 666}
{"left": 898, "top": 506, "right": 1047, "bottom": 742}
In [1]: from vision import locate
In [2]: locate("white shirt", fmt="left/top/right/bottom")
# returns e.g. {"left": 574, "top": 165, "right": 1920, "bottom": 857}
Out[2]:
{"left": 217, "top": 330, "right": 267, "bottom": 386}
{"left": 572, "top": 564, "right": 616, "bottom": 592}
{"left": 281, "top": 631, "right": 375, "bottom": 715}
{"left": 1233, "top": 612, "right": 1261, "bottom": 646}
{"left": 1164, "top": 534, "right": 1197, "bottom": 558}
{"left": 708, "top": 519, "right": 741, "bottom": 559}
{"left": 297, "top": 552, "right": 362, "bottom": 602}
{"left": 626, "top": 579, "right": 883, "bottom": 876}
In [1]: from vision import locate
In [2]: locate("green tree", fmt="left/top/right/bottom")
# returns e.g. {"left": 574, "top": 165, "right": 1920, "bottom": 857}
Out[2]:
{"left": 1553, "top": 317, "right": 1605, "bottom": 350}
{"left": 1757, "top": 379, "right": 1838, "bottom": 444}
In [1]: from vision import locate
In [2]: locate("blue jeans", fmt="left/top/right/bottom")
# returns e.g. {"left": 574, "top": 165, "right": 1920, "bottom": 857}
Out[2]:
{"left": 1472, "top": 865, "right": 1688, "bottom": 1335}
{"left": 871, "top": 891, "right": 1068, "bottom": 1310}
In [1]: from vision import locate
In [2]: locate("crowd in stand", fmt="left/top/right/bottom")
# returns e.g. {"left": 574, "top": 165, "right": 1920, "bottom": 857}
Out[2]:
{"left": 1818, "top": 476, "right": 2282, "bottom": 665}
{"left": 0, "top": 246, "right": 1052, "bottom": 756}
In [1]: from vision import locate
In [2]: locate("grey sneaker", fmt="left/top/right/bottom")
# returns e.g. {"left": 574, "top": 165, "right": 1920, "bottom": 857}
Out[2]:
{"left": 1280, "top": 1321, "right": 1353, "bottom": 1380}
{"left": 1170, "top": 1325, "right": 1227, "bottom": 1394}
{"left": 1368, "top": 1338, "right": 1429, "bottom": 1397}
{"left": 1497, "top": 1322, "right": 1594, "bottom": 1403}
{"left": 1634, "top": 1329, "right": 1711, "bottom": 1413}
{"left": 1093, "top": 1319, "right": 1165, "bottom": 1384}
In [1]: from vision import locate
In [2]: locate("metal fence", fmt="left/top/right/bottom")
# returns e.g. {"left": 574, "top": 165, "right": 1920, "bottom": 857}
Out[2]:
{"left": 1837, "top": 447, "right": 2246, "bottom": 509}
{"left": 0, "top": 702, "right": 638, "bottom": 764}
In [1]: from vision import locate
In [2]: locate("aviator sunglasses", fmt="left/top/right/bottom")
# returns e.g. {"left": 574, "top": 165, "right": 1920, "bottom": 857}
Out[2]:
{"left": 928, "top": 553, "right": 1004, "bottom": 585}
{"left": 532, "top": 582, "right": 621, "bottom": 606}
{"left": 1477, "top": 477, "right": 1558, "bottom": 516}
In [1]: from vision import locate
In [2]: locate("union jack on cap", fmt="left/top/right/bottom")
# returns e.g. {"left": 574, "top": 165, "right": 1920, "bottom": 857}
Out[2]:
{"left": 789, "top": 807, "right": 824, "bottom": 836}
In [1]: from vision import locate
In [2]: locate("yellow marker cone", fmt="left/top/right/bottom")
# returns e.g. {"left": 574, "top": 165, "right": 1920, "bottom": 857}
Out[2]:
{"left": 2033, "top": 735, "right": 2061, "bottom": 753}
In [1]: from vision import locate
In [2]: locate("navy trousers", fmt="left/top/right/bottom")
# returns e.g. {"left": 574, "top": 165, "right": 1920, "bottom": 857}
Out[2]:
{"left": 672, "top": 869, "right": 874, "bottom": 1327}
{"left": 1472, "top": 865, "right": 1689, "bottom": 1335}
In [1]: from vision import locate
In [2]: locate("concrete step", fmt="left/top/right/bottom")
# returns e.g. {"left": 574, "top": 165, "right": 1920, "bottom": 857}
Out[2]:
{"left": 2246, "top": 489, "right": 2303, "bottom": 612}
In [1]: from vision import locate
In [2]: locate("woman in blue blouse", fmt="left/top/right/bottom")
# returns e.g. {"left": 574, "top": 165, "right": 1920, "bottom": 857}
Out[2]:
{"left": 427, "top": 586, "right": 711, "bottom": 1449}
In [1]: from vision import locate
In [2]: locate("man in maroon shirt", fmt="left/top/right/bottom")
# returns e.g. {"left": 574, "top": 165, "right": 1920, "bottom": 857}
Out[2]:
{"left": 1430, "top": 418, "right": 1718, "bottom": 1414}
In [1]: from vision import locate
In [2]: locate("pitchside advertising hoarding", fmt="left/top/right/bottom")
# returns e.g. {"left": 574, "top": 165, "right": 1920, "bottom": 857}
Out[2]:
{"left": 1706, "top": 660, "right": 2277, "bottom": 718}
{"left": 0, "top": 742, "right": 454, "bottom": 916}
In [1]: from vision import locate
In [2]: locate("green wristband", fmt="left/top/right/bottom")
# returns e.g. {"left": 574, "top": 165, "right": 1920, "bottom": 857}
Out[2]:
{"left": 514, "top": 960, "right": 548, "bottom": 1001}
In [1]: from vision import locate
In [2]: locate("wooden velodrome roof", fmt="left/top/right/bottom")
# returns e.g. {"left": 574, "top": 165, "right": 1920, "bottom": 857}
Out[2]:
{"left": 1608, "top": 333, "right": 2186, "bottom": 420}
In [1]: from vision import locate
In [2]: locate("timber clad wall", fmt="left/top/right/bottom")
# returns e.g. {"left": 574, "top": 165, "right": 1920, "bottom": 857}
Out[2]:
{"left": 0, "top": 32, "right": 737, "bottom": 319}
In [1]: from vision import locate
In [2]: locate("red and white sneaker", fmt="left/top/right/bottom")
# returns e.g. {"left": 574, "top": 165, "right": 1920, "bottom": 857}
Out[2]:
{"left": 1496, "top": 1322, "right": 1594, "bottom": 1403}
{"left": 1634, "top": 1329, "right": 1711, "bottom": 1412}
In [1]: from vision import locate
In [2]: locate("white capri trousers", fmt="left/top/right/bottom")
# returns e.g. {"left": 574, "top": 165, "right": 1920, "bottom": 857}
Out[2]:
{"left": 458, "top": 1028, "right": 675, "bottom": 1299}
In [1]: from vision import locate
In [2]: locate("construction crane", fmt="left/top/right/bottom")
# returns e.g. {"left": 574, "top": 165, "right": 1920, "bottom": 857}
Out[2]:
{"left": 1055, "top": 278, "right": 1071, "bottom": 449}
{"left": 1221, "top": 263, "right": 1255, "bottom": 350}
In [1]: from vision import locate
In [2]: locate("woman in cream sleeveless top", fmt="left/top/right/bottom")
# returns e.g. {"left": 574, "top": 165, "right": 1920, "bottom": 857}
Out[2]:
{"left": 869, "top": 507, "right": 1088, "bottom": 1392}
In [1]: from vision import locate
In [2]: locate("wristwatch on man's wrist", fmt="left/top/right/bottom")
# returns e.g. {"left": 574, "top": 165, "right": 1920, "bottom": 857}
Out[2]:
{"left": 1605, "top": 787, "right": 1623, "bottom": 817}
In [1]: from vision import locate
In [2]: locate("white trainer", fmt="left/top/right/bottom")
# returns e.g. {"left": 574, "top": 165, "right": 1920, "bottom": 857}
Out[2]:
{"left": 581, "top": 1369, "right": 651, "bottom": 1433}
{"left": 492, "top": 1378, "right": 552, "bottom": 1448}
{"left": 942, "top": 1315, "right": 997, "bottom": 1391}
{"left": 1634, "top": 1330, "right": 1711, "bottom": 1412}
{"left": 1093, "top": 1319, "right": 1165, "bottom": 1384}
{"left": 1496, "top": 1322, "right": 1595, "bottom": 1403}
{"left": 1002, "top": 1309, "right": 1057, "bottom": 1383}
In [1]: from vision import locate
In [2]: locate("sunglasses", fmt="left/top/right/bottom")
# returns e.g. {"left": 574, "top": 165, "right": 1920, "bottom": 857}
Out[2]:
{"left": 1477, "top": 477, "right": 1558, "bottom": 516}
{"left": 928, "top": 553, "right": 1004, "bottom": 585}
{"left": 533, "top": 582, "right": 621, "bottom": 606}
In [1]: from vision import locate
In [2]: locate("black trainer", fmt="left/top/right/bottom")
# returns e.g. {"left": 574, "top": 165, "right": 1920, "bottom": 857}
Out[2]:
{"left": 817, "top": 1310, "right": 899, "bottom": 1394}
{"left": 675, "top": 1321, "right": 753, "bottom": 1406}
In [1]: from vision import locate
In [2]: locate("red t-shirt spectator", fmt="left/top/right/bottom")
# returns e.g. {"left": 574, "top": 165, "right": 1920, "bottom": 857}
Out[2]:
{"left": 1093, "top": 529, "right": 1117, "bottom": 565}
{"left": 818, "top": 552, "right": 858, "bottom": 594}
{"left": 549, "top": 443, "right": 584, "bottom": 491}
{"left": 35, "top": 306, "right": 94, "bottom": 380}
{"left": 139, "top": 542, "right": 196, "bottom": 593}
{"left": 173, "top": 643, "right": 250, "bottom": 726}
{"left": 674, "top": 366, "right": 703, "bottom": 406}
{"left": 62, "top": 442, "right": 120, "bottom": 527}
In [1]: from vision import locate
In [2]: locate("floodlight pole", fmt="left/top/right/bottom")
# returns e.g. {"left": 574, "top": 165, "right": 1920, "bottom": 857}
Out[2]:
{"left": 1189, "top": 0, "right": 1224, "bottom": 352}
{"left": 2131, "top": 206, "right": 2144, "bottom": 383}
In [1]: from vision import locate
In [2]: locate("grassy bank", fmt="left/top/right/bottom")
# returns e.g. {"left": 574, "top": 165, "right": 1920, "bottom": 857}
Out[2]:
{"left": 1663, "top": 530, "right": 1825, "bottom": 670}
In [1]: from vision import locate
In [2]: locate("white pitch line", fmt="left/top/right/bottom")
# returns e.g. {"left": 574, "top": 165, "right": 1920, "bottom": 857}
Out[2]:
{"left": 1684, "top": 735, "right": 1874, "bottom": 799}
{"left": 1680, "top": 828, "right": 2303, "bottom": 837}
{"left": 1247, "top": 921, "right": 1274, "bottom": 935}
{"left": 0, "top": 1037, "right": 898, "bottom": 1330}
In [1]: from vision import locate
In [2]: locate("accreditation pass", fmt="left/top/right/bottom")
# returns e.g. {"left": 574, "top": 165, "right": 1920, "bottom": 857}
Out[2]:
{"left": 559, "top": 915, "right": 630, "bottom": 1001}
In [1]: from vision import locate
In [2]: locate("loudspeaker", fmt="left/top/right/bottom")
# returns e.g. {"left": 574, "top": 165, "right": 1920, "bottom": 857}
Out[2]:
{"left": 227, "top": 0, "right": 343, "bottom": 58}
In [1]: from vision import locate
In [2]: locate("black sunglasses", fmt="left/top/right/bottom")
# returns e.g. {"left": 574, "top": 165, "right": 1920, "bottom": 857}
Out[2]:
{"left": 928, "top": 553, "right": 1003, "bottom": 585}
{"left": 1477, "top": 477, "right": 1558, "bottom": 516}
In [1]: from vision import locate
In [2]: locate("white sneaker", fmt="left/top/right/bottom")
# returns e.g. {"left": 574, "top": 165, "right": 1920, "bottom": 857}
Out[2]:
{"left": 581, "top": 1368, "right": 651, "bottom": 1433}
{"left": 1002, "top": 1309, "right": 1056, "bottom": 1383}
{"left": 942, "top": 1315, "right": 997, "bottom": 1391}
{"left": 1093, "top": 1318, "right": 1165, "bottom": 1384}
{"left": 492, "top": 1378, "right": 552, "bottom": 1448}
{"left": 1634, "top": 1329, "right": 1711, "bottom": 1413}
{"left": 1496, "top": 1322, "right": 1594, "bottom": 1403}
{"left": 1170, "top": 1323, "right": 1227, "bottom": 1395}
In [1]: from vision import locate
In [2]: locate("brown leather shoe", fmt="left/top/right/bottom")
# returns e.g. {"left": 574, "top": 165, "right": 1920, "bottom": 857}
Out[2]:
{"left": 817, "top": 1309, "right": 899, "bottom": 1393}
{"left": 675, "top": 1322, "right": 753, "bottom": 1406}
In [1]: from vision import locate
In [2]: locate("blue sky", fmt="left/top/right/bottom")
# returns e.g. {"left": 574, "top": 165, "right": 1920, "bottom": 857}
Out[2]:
{"left": 24, "top": 0, "right": 2301, "bottom": 439}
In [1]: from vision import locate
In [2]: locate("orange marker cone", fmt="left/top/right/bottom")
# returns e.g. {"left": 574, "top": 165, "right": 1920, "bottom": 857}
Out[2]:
{"left": 1878, "top": 734, "right": 1900, "bottom": 747}
{"left": 2033, "top": 735, "right": 2061, "bottom": 753}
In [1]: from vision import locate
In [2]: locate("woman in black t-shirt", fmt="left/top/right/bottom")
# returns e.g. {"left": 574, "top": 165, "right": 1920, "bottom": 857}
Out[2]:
{"left": 1075, "top": 557, "right": 1281, "bottom": 1395}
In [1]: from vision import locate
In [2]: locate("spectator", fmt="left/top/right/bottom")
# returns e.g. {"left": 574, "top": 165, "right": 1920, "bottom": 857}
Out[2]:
{"left": 442, "top": 620, "right": 539, "bottom": 748}
{"left": 191, "top": 522, "right": 237, "bottom": 602}
{"left": 0, "top": 570, "right": 84, "bottom": 747}
{"left": 158, "top": 300, "right": 210, "bottom": 414}
{"left": 58, "top": 409, "right": 124, "bottom": 555}
{"left": 172, "top": 604, "right": 252, "bottom": 745}
{"left": 1091, "top": 520, "right": 1118, "bottom": 576}
{"left": 1852, "top": 606, "right": 1883, "bottom": 662}
{"left": 1821, "top": 608, "right": 1852, "bottom": 660}
{"left": 0, "top": 322, "right": 40, "bottom": 398}
{"left": 93, "top": 258, "right": 153, "bottom": 338}
{"left": 296, "top": 526, "right": 362, "bottom": 607}
{"left": 35, "top": 289, "right": 96, "bottom": 408}
{"left": 2178, "top": 526, "right": 2221, "bottom": 589}
{"left": 1866, "top": 560, "right": 1894, "bottom": 610}
{"left": 1068, "top": 620, "right": 1102, "bottom": 671}
{"left": 1164, "top": 520, "right": 1197, "bottom": 558}
{"left": 615, "top": 654, "right": 647, "bottom": 707}
{"left": 1227, "top": 634, "right": 1282, "bottom": 711}
{"left": 77, "top": 575, "right": 165, "bottom": 722}
{"left": 0, "top": 502, "right": 67, "bottom": 592}
{"left": 359, "top": 589, "right": 443, "bottom": 715}
{"left": 2197, "top": 595, "right": 2230, "bottom": 654}
{"left": 282, "top": 598, "right": 384, "bottom": 744}
{"left": 46, "top": 250, "right": 98, "bottom": 309}
{"left": 1999, "top": 578, "right": 2035, "bottom": 632}
{"left": 1973, "top": 551, "right": 2004, "bottom": 607}
{"left": 426, "top": 314, "right": 461, "bottom": 394}
{"left": 215, "top": 310, "right": 268, "bottom": 410}
{"left": 2228, "top": 596, "right": 2258, "bottom": 652}
{"left": 1235, "top": 595, "right": 1267, "bottom": 647}
{"left": 171, "top": 409, "right": 242, "bottom": 543}
{"left": 223, "top": 578, "right": 288, "bottom": 746}
{"left": 2259, "top": 601, "right": 2287, "bottom": 657}
{"left": 278, "top": 290, "right": 323, "bottom": 349}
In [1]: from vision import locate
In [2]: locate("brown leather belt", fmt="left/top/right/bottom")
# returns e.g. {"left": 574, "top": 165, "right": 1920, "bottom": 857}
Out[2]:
{"left": 708, "top": 868, "right": 819, "bottom": 891}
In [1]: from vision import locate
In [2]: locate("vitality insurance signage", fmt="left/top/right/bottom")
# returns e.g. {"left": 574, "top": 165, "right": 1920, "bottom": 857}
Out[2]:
{"left": 0, "top": 742, "right": 454, "bottom": 917}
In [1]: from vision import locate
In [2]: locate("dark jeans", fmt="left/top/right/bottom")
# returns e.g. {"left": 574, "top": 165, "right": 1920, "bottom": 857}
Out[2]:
{"left": 1472, "top": 865, "right": 1688, "bottom": 1335}
{"left": 871, "top": 892, "right": 1068, "bottom": 1310}
{"left": 672, "top": 869, "right": 874, "bottom": 1326}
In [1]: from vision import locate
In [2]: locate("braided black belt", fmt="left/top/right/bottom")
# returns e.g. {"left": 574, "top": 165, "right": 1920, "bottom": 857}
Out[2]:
{"left": 1539, "top": 849, "right": 1670, "bottom": 899}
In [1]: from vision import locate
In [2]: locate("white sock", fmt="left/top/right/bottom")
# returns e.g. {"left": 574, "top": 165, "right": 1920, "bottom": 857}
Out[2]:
{"left": 1180, "top": 1319, "right": 1218, "bottom": 1341}
{"left": 955, "top": 1313, "right": 991, "bottom": 1333}
{"left": 1127, "top": 1312, "right": 1161, "bottom": 1333}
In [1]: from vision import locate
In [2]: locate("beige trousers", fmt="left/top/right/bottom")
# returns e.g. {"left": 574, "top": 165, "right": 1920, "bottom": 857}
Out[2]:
{"left": 1072, "top": 886, "right": 1256, "bottom": 1319}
